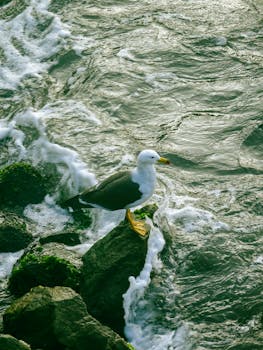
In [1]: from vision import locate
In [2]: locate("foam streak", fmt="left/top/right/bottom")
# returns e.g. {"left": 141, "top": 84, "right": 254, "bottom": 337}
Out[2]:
{"left": 123, "top": 218, "right": 165, "bottom": 347}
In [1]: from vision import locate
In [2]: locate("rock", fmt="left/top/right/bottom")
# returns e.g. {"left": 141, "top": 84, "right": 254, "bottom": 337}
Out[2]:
{"left": 0, "top": 212, "right": 33, "bottom": 252}
{"left": 80, "top": 219, "right": 148, "bottom": 335}
{"left": 0, "top": 163, "right": 47, "bottom": 208}
{"left": 3, "top": 286, "right": 132, "bottom": 350}
{"left": 0, "top": 334, "right": 31, "bottom": 350}
{"left": 39, "top": 230, "right": 81, "bottom": 246}
{"left": 8, "top": 243, "right": 82, "bottom": 297}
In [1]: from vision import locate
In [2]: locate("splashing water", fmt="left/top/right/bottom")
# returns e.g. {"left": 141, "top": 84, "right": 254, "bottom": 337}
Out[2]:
{"left": 0, "top": 0, "right": 70, "bottom": 90}
{"left": 123, "top": 218, "right": 166, "bottom": 348}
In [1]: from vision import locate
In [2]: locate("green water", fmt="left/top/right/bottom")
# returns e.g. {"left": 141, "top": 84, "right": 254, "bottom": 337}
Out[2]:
{"left": 0, "top": 0, "right": 262, "bottom": 349}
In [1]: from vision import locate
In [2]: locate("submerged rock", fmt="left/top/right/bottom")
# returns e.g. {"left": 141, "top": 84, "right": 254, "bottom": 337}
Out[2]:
{"left": 3, "top": 286, "right": 132, "bottom": 350}
{"left": 80, "top": 219, "right": 148, "bottom": 335}
{"left": 0, "top": 334, "right": 31, "bottom": 350}
{"left": 0, "top": 163, "right": 47, "bottom": 208}
{"left": 8, "top": 242, "right": 82, "bottom": 297}
{"left": 0, "top": 212, "right": 33, "bottom": 252}
{"left": 39, "top": 230, "right": 82, "bottom": 246}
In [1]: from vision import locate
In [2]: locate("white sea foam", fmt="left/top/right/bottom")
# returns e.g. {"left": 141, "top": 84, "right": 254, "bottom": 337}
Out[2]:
{"left": 254, "top": 255, "right": 263, "bottom": 264}
{"left": 0, "top": 102, "right": 104, "bottom": 240}
{"left": 0, "top": 251, "right": 24, "bottom": 279}
{"left": 123, "top": 219, "right": 165, "bottom": 346}
{"left": 145, "top": 72, "right": 178, "bottom": 91}
{"left": 68, "top": 209, "right": 125, "bottom": 255}
{"left": 166, "top": 205, "right": 229, "bottom": 233}
{"left": 0, "top": 127, "right": 10, "bottom": 140}
{"left": 117, "top": 48, "right": 135, "bottom": 61}
{"left": 214, "top": 36, "right": 227, "bottom": 46}
{"left": 123, "top": 219, "right": 193, "bottom": 349}
{"left": 0, "top": 119, "right": 27, "bottom": 160}
{"left": 0, "top": 0, "right": 70, "bottom": 90}
{"left": 1, "top": 103, "right": 98, "bottom": 196}
{"left": 23, "top": 196, "right": 73, "bottom": 235}
{"left": 72, "top": 36, "right": 97, "bottom": 55}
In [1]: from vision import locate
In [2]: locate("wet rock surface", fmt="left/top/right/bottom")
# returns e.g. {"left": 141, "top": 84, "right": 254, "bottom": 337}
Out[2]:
{"left": 3, "top": 286, "right": 132, "bottom": 350}
{"left": 80, "top": 220, "right": 148, "bottom": 336}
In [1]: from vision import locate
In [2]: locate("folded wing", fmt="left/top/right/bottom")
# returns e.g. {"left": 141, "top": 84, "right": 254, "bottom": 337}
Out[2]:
{"left": 61, "top": 171, "right": 142, "bottom": 211}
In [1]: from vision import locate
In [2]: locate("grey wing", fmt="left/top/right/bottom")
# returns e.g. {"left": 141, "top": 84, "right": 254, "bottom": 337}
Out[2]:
{"left": 80, "top": 171, "right": 142, "bottom": 210}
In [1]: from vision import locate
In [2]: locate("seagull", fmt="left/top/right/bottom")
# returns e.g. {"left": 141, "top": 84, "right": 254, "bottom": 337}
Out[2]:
{"left": 61, "top": 149, "right": 170, "bottom": 237}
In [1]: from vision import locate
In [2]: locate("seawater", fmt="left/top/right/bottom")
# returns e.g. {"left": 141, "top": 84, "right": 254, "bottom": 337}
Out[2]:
{"left": 0, "top": 0, "right": 263, "bottom": 349}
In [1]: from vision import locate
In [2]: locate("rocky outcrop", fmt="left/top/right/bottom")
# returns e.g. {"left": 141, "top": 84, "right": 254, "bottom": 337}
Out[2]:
{"left": 80, "top": 219, "right": 148, "bottom": 335}
{"left": 1, "top": 199, "right": 153, "bottom": 348}
{"left": 3, "top": 286, "right": 133, "bottom": 350}
{"left": 0, "top": 211, "right": 33, "bottom": 252}
{"left": 0, "top": 163, "right": 47, "bottom": 208}
{"left": 8, "top": 242, "right": 82, "bottom": 297}
{"left": 0, "top": 334, "right": 31, "bottom": 350}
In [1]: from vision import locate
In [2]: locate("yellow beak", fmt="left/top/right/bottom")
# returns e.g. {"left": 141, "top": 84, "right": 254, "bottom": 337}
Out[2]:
{"left": 158, "top": 157, "right": 170, "bottom": 165}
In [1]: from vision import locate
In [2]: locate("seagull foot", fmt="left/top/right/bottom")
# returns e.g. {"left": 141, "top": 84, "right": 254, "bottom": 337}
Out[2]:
{"left": 126, "top": 209, "right": 150, "bottom": 239}
{"left": 131, "top": 221, "right": 150, "bottom": 239}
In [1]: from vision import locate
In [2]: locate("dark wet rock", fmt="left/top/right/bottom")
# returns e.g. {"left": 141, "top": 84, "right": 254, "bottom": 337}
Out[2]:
{"left": 0, "top": 212, "right": 33, "bottom": 252}
{"left": 3, "top": 286, "right": 132, "bottom": 350}
{"left": 0, "top": 334, "right": 31, "bottom": 350}
{"left": 0, "top": 163, "right": 47, "bottom": 208}
{"left": 80, "top": 218, "right": 148, "bottom": 336}
{"left": 8, "top": 242, "right": 82, "bottom": 297}
{"left": 39, "top": 230, "right": 81, "bottom": 246}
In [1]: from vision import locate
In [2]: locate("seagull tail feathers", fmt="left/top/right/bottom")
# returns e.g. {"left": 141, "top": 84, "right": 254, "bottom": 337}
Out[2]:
{"left": 60, "top": 194, "right": 93, "bottom": 211}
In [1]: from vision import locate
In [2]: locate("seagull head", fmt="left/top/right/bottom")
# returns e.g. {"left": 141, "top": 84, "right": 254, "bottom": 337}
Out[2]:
{"left": 137, "top": 149, "right": 170, "bottom": 165}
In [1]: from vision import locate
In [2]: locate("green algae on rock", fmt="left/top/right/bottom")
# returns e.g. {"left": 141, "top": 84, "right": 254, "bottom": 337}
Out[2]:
{"left": 0, "top": 211, "right": 33, "bottom": 252}
{"left": 133, "top": 203, "right": 158, "bottom": 220}
{"left": 8, "top": 243, "right": 82, "bottom": 297}
{"left": 0, "top": 334, "right": 31, "bottom": 350}
{"left": 0, "top": 163, "right": 47, "bottom": 208}
{"left": 3, "top": 286, "right": 132, "bottom": 350}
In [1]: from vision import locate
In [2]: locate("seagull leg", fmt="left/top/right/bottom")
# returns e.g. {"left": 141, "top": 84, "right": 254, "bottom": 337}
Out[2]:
{"left": 125, "top": 209, "right": 149, "bottom": 238}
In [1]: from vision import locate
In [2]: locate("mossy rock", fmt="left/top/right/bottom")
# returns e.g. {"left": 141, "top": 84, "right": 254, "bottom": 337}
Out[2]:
{"left": 0, "top": 334, "right": 31, "bottom": 350}
{"left": 0, "top": 163, "right": 47, "bottom": 208}
{"left": 0, "top": 212, "right": 33, "bottom": 252}
{"left": 3, "top": 286, "right": 132, "bottom": 350}
{"left": 8, "top": 243, "right": 82, "bottom": 297}
{"left": 134, "top": 203, "right": 158, "bottom": 220}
